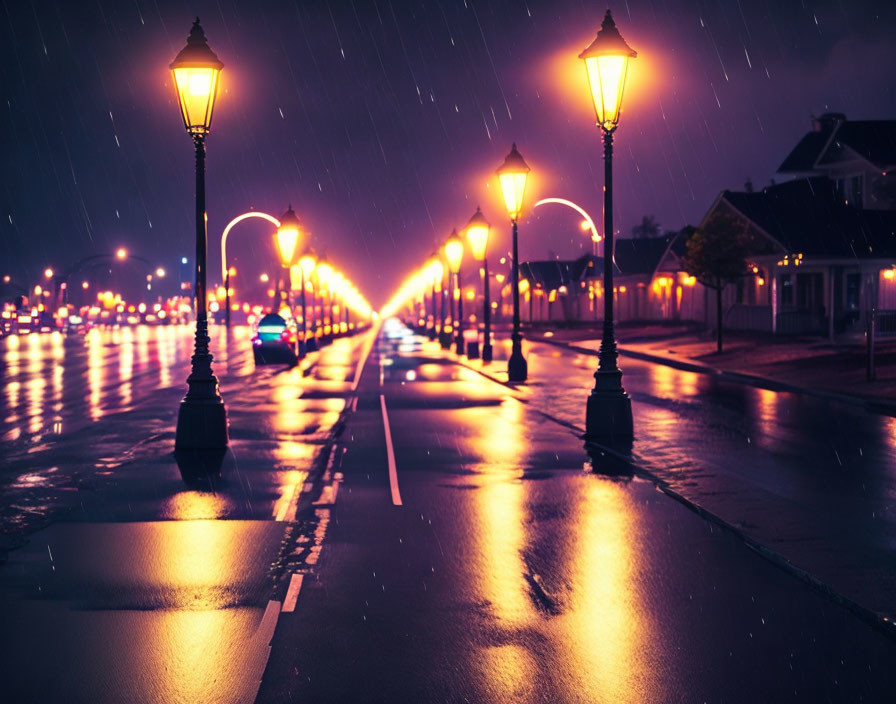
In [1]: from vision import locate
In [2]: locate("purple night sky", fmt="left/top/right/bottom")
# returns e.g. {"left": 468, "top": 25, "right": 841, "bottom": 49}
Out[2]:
{"left": 1, "top": 0, "right": 894, "bottom": 305}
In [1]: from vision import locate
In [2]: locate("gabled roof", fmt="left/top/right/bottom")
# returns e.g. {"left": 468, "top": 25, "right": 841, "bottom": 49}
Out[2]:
{"left": 778, "top": 130, "right": 835, "bottom": 173}
{"left": 830, "top": 121, "right": 896, "bottom": 169}
{"left": 613, "top": 236, "right": 675, "bottom": 276}
{"left": 721, "top": 177, "right": 896, "bottom": 259}
{"left": 519, "top": 260, "right": 573, "bottom": 290}
{"left": 778, "top": 115, "right": 896, "bottom": 173}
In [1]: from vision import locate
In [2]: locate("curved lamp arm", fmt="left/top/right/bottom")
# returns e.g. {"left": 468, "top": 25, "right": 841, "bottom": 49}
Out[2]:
{"left": 221, "top": 211, "right": 281, "bottom": 283}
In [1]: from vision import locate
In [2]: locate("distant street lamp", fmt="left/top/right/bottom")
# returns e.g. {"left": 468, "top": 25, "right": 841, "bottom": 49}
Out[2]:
{"left": 579, "top": 9, "right": 636, "bottom": 440}
{"left": 444, "top": 230, "right": 465, "bottom": 356}
{"left": 169, "top": 18, "right": 227, "bottom": 451}
{"left": 466, "top": 207, "right": 492, "bottom": 362}
{"left": 274, "top": 205, "right": 303, "bottom": 318}
{"left": 299, "top": 250, "right": 317, "bottom": 354}
{"left": 497, "top": 144, "right": 530, "bottom": 381}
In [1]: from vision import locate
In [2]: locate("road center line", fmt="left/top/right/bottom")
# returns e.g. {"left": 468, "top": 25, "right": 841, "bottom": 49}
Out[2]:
{"left": 282, "top": 573, "right": 304, "bottom": 613}
{"left": 379, "top": 394, "right": 402, "bottom": 506}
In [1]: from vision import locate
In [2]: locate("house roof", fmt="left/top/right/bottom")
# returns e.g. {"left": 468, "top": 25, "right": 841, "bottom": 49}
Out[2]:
{"left": 721, "top": 177, "right": 896, "bottom": 259}
{"left": 778, "top": 116, "right": 896, "bottom": 173}
{"left": 613, "top": 236, "right": 675, "bottom": 275}
{"left": 520, "top": 239, "right": 675, "bottom": 289}
{"left": 831, "top": 121, "right": 896, "bottom": 169}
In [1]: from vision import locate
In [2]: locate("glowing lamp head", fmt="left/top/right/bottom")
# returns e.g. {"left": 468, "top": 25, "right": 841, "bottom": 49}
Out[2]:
{"left": 579, "top": 10, "right": 637, "bottom": 131}
{"left": 444, "top": 229, "right": 464, "bottom": 274}
{"left": 426, "top": 256, "right": 444, "bottom": 287}
{"left": 275, "top": 206, "right": 304, "bottom": 268}
{"left": 317, "top": 260, "right": 334, "bottom": 288}
{"left": 465, "top": 207, "right": 490, "bottom": 261}
{"left": 156, "top": 268, "right": 166, "bottom": 278}
{"left": 116, "top": 248, "right": 128, "bottom": 260}
{"left": 299, "top": 250, "right": 317, "bottom": 278}
{"left": 496, "top": 144, "right": 530, "bottom": 221}
{"left": 170, "top": 19, "right": 224, "bottom": 136}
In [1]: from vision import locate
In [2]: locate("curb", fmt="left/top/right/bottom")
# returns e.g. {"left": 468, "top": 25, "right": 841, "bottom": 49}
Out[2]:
{"left": 534, "top": 335, "right": 896, "bottom": 418}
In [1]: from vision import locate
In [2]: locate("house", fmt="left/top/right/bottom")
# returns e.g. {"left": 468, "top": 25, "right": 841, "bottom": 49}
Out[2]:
{"left": 516, "top": 233, "right": 705, "bottom": 324}
{"left": 697, "top": 113, "right": 896, "bottom": 337}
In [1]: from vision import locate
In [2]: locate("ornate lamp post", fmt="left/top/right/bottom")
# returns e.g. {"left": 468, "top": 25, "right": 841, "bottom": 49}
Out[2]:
{"left": 466, "top": 207, "right": 492, "bottom": 362}
{"left": 425, "top": 253, "right": 439, "bottom": 340}
{"left": 497, "top": 144, "right": 530, "bottom": 382}
{"left": 298, "top": 250, "right": 317, "bottom": 353}
{"left": 316, "top": 258, "right": 334, "bottom": 344}
{"left": 427, "top": 256, "right": 444, "bottom": 344}
{"left": 580, "top": 9, "right": 636, "bottom": 440}
{"left": 170, "top": 18, "right": 227, "bottom": 450}
{"left": 444, "top": 230, "right": 464, "bottom": 356}
{"left": 275, "top": 206, "right": 302, "bottom": 312}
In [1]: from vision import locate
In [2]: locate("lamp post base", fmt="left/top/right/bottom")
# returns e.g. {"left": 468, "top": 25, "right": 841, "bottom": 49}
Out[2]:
{"left": 507, "top": 334, "right": 527, "bottom": 382}
{"left": 482, "top": 342, "right": 493, "bottom": 362}
{"left": 455, "top": 336, "right": 465, "bottom": 356}
{"left": 439, "top": 331, "right": 451, "bottom": 349}
{"left": 584, "top": 371, "right": 633, "bottom": 441}
{"left": 175, "top": 396, "right": 228, "bottom": 450}
{"left": 466, "top": 340, "right": 480, "bottom": 359}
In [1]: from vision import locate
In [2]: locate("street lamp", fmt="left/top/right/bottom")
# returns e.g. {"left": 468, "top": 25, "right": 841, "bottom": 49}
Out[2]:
{"left": 579, "top": 9, "right": 636, "bottom": 440}
{"left": 169, "top": 18, "right": 227, "bottom": 451}
{"left": 466, "top": 206, "right": 492, "bottom": 362}
{"left": 444, "top": 229, "right": 464, "bottom": 356}
{"left": 274, "top": 205, "right": 303, "bottom": 318}
{"left": 497, "top": 144, "right": 530, "bottom": 381}
{"left": 299, "top": 250, "right": 317, "bottom": 353}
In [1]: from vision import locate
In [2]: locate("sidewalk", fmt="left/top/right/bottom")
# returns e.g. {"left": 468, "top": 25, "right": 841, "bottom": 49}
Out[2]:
{"left": 534, "top": 324, "right": 896, "bottom": 411}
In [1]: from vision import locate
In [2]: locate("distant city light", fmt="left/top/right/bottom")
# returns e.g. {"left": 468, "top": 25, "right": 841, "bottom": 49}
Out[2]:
{"left": 82, "top": 281, "right": 90, "bottom": 289}
{"left": 156, "top": 268, "right": 166, "bottom": 277}
{"left": 116, "top": 248, "right": 128, "bottom": 260}
{"left": 181, "top": 257, "right": 188, "bottom": 265}
{"left": 44, "top": 268, "right": 54, "bottom": 279}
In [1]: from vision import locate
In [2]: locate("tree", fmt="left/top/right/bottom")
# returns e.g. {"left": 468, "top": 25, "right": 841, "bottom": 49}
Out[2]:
{"left": 631, "top": 215, "right": 660, "bottom": 239}
{"left": 682, "top": 212, "right": 752, "bottom": 353}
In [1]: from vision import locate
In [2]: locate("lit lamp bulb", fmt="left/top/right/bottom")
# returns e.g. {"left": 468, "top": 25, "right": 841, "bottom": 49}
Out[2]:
{"left": 496, "top": 144, "right": 530, "bottom": 222}
{"left": 579, "top": 10, "right": 637, "bottom": 131}
{"left": 275, "top": 206, "right": 304, "bottom": 268}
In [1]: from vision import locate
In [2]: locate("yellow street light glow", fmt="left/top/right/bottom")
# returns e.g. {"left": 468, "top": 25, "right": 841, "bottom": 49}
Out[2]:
{"left": 227, "top": 266, "right": 236, "bottom": 277}
{"left": 260, "top": 273, "right": 269, "bottom": 283}
{"left": 44, "top": 268, "right": 54, "bottom": 279}
{"left": 496, "top": 143, "right": 531, "bottom": 221}
{"left": 579, "top": 10, "right": 637, "bottom": 130}
{"left": 275, "top": 206, "right": 304, "bottom": 268}
{"left": 444, "top": 230, "right": 464, "bottom": 274}
{"left": 428, "top": 258, "right": 444, "bottom": 286}
{"left": 82, "top": 281, "right": 90, "bottom": 289}
{"left": 170, "top": 20, "right": 224, "bottom": 135}
{"left": 317, "top": 260, "right": 334, "bottom": 288}
{"left": 465, "top": 207, "right": 490, "bottom": 261}
{"left": 299, "top": 251, "right": 317, "bottom": 278}
{"left": 156, "top": 267, "right": 166, "bottom": 277}
{"left": 116, "top": 248, "right": 128, "bottom": 260}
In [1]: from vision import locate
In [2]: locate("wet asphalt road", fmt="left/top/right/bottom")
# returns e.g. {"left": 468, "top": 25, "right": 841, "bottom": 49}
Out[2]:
{"left": 2, "top": 322, "right": 896, "bottom": 702}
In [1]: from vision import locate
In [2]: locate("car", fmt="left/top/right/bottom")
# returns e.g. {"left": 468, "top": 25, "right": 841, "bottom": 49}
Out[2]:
{"left": 252, "top": 313, "right": 300, "bottom": 365}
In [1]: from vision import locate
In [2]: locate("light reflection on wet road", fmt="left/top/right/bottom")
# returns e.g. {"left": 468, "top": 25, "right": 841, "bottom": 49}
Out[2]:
{"left": 494, "top": 337, "right": 896, "bottom": 623}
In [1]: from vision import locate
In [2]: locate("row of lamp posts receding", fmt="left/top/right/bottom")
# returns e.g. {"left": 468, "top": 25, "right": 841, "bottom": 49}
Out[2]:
{"left": 410, "top": 9, "right": 636, "bottom": 441}
{"left": 169, "top": 9, "right": 637, "bottom": 451}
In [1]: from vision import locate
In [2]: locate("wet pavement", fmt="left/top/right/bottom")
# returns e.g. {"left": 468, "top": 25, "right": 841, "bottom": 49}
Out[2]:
{"left": 2, "top": 322, "right": 896, "bottom": 702}
{"left": 258, "top": 321, "right": 896, "bottom": 703}
{"left": 0, "top": 324, "right": 372, "bottom": 702}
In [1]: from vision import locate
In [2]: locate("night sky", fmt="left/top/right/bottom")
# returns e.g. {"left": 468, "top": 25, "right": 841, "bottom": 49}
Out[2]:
{"left": 1, "top": 0, "right": 894, "bottom": 305}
